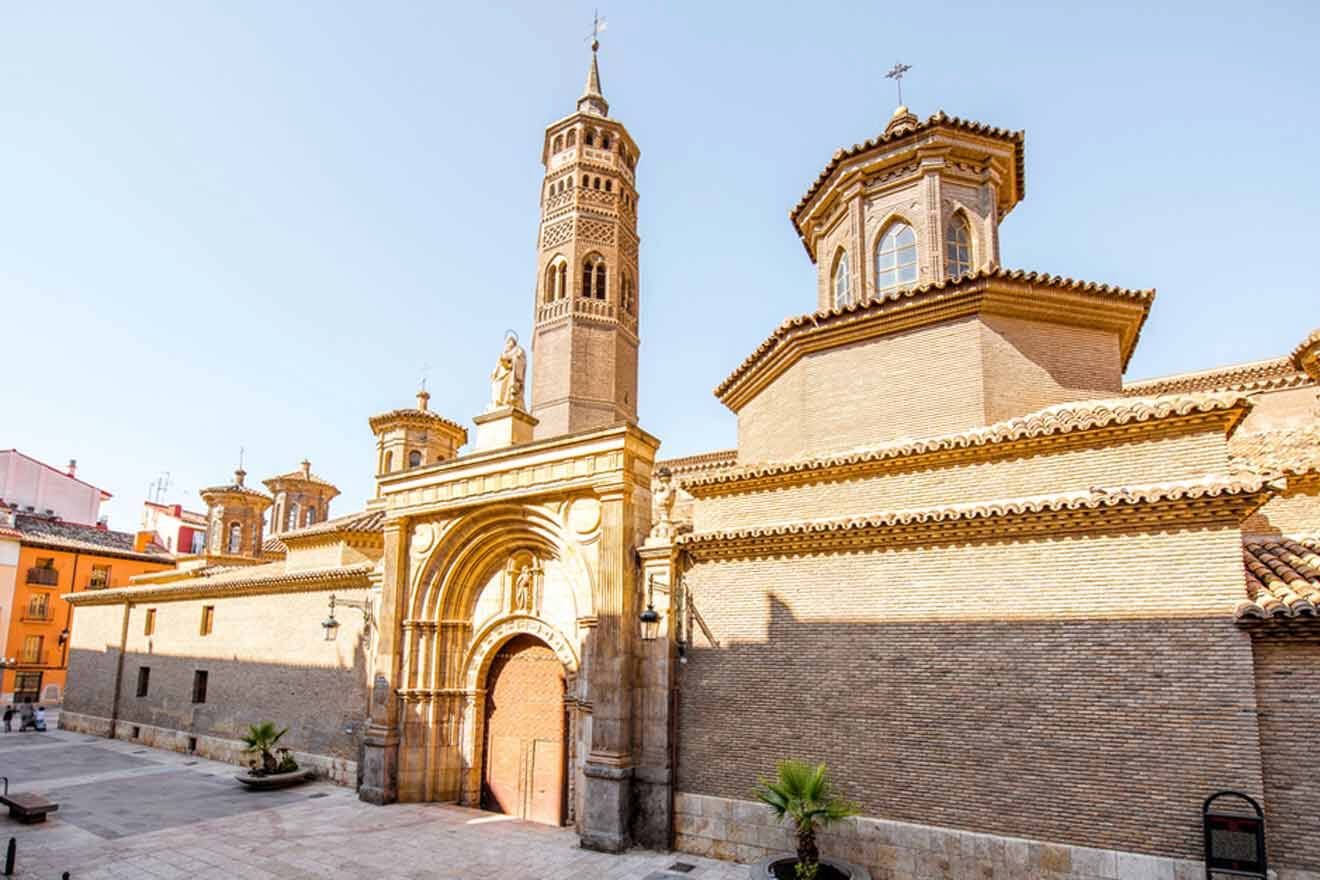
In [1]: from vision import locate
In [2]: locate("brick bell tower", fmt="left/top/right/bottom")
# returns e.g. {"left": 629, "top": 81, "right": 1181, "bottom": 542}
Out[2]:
{"left": 530, "top": 35, "right": 641, "bottom": 439}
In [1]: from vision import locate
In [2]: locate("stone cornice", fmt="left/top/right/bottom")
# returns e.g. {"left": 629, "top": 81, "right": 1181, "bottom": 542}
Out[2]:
{"left": 378, "top": 422, "right": 659, "bottom": 518}
{"left": 679, "top": 477, "right": 1278, "bottom": 560}
{"left": 715, "top": 268, "right": 1154, "bottom": 411}
{"left": 1291, "top": 327, "right": 1320, "bottom": 381}
{"left": 65, "top": 561, "right": 373, "bottom": 605}
{"left": 685, "top": 393, "right": 1252, "bottom": 498}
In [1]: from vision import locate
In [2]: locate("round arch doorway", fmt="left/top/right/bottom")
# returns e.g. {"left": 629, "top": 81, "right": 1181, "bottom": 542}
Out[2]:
{"left": 480, "top": 634, "right": 568, "bottom": 826}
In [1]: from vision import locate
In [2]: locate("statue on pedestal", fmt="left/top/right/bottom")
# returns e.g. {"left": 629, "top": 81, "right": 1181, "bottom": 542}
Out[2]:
{"left": 489, "top": 331, "right": 527, "bottom": 412}
{"left": 649, "top": 467, "right": 679, "bottom": 542}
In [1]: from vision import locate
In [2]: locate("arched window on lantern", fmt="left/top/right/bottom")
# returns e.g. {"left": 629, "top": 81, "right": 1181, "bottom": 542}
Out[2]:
{"left": 286, "top": 502, "right": 299, "bottom": 531}
{"left": 408, "top": 450, "right": 423, "bottom": 469}
{"left": 566, "top": 129, "right": 576, "bottom": 147}
{"left": 945, "top": 213, "right": 973, "bottom": 279}
{"left": 545, "top": 257, "right": 568, "bottom": 302}
{"left": 875, "top": 221, "right": 918, "bottom": 294}
{"left": 581, "top": 254, "right": 607, "bottom": 300}
{"left": 304, "top": 507, "right": 315, "bottom": 527}
{"left": 227, "top": 523, "right": 242, "bottom": 554}
{"left": 831, "top": 249, "right": 851, "bottom": 308}
{"left": 383, "top": 451, "right": 393, "bottom": 473}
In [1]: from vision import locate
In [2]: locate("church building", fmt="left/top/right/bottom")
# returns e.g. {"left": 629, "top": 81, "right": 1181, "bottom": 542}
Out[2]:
{"left": 62, "top": 38, "right": 1320, "bottom": 880}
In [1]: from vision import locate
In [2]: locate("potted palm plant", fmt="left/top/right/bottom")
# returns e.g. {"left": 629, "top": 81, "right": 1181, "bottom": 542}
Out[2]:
{"left": 235, "top": 722, "right": 313, "bottom": 789}
{"left": 751, "top": 760, "right": 868, "bottom": 880}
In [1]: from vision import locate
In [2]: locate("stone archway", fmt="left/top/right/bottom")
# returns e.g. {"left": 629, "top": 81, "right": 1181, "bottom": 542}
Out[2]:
{"left": 480, "top": 634, "right": 567, "bottom": 825}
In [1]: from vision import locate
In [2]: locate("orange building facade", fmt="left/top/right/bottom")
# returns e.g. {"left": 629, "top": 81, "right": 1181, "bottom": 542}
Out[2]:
{"left": 3, "top": 515, "right": 172, "bottom": 704}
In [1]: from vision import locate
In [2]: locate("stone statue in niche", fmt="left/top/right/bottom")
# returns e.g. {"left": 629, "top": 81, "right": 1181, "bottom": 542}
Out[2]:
{"left": 488, "top": 331, "right": 527, "bottom": 411}
{"left": 649, "top": 466, "right": 678, "bottom": 541}
{"left": 508, "top": 557, "right": 542, "bottom": 614}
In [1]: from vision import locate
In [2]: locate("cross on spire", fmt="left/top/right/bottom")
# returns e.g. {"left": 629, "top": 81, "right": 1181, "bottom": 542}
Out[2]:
{"left": 885, "top": 61, "right": 912, "bottom": 107}
{"left": 588, "top": 10, "right": 607, "bottom": 50}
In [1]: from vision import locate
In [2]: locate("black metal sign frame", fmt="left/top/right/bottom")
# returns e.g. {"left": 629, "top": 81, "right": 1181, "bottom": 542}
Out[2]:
{"left": 1203, "top": 790, "right": 1266, "bottom": 879}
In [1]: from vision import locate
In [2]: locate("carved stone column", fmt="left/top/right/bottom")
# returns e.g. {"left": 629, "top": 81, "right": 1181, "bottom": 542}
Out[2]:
{"left": 580, "top": 487, "right": 635, "bottom": 852}
{"left": 360, "top": 518, "right": 407, "bottom": 804}
{"left": 634, "top": 539, "right": 679, "bottom": 848}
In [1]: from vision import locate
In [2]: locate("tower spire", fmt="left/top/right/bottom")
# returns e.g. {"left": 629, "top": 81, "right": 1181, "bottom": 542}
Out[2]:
{"left": 578, "top": 12, "right": 609, "bottom": 117}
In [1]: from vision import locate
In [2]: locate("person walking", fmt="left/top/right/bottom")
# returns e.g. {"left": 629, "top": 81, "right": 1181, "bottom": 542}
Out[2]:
{"left": 2, "top": 706, "right": 12, "bottom": 733}
{"left": 18, "top": 704, "right": 33, "bottom": 732}
{"left": 33, "top": 706, "right": 45, "bottom": 732}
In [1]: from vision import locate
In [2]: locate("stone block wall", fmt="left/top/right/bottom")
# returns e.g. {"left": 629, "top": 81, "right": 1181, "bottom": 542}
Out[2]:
{"left": 674, "top": 793, "right": 1210, "bottom": 880}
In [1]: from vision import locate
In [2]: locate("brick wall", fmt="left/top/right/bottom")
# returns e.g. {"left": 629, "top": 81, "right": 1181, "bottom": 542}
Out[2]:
{"left": 676, "top": 525, "right": 1264, "bottom": 859}
{"left": 697, "top": 427, "right": 1227, "bottom": 532}
{"left": 1236, "top": 385, "right": 1318, "bottom": 435}
{"left": 1249, "top": 625, "right": 1320, "bottom": 875}
{"left": 980, "top": 314, "right": 1122, "bottom": 423}
{"left": 736, "top": 318, "right": 987, "bottom": 463}
{"left": 65, "top": 588, "right": 369, "bottom": 766}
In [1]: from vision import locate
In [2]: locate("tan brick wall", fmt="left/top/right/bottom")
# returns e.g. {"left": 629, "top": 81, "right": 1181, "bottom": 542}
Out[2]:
{"left": 697, "top": 427, "right": 1228, "bottom": 533}
{"left": 980, "top": 314, "right": 1122, "bottom": 423}
{"left": 1249, "top": 625, "right": 1320, "bottom": 875}
{"left": 736, "top": 318, "right": 987, "bottom": 463}
{"left": 65, "top": 588, "right": 369, "bottom": 766}
{"left": 676, "top": 525, "right": 1264, "bottom": 858}
{"left": 1242, "top": 486, "right": 1320, "bottom": 536}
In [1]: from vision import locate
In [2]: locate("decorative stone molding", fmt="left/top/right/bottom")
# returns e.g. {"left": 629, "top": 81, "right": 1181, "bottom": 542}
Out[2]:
{"left": 462, "top": 614, "right": 579, "bottom": 692}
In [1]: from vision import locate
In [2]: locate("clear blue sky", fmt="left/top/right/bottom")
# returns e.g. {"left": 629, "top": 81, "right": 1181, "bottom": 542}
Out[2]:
{"left": 2, "top": 1, "right": 1316, "bottom": 530}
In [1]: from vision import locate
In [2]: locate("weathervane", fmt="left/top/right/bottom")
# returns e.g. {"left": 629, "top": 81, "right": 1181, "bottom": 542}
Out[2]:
{"left": 587, "top": 9, "right": 607, "bottom": 50}
{"left": 419, "top": 361, "right": 432, "bottom": 394}
{"left": 885, "top": 62, "right": 912, "bottom": 106}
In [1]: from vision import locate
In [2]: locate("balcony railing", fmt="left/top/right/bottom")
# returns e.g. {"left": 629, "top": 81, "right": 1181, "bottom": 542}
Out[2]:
{"left": 18, "top": 650, "right": 51, "bottom": 666}
{"left": 25, "top": 568, "right": 58, "bottom": 586}
{"left": 19, "top": 610, "right": 52, "bottom": 624}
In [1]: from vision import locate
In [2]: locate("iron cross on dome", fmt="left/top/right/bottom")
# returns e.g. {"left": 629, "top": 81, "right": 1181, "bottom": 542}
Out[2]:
{"left": 885, "top": 61, "right": 912, "bottom": 106}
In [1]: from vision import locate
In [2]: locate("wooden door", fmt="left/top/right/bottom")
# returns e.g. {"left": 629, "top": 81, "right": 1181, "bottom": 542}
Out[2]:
{"left": 481, "top": 635, "right": 566, "bottom": 825}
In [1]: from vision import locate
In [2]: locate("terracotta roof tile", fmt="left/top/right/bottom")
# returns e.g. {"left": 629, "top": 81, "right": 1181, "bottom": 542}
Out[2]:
{"left": 13, "top": 515, "right": 173, "bottom": 563}
{"left": 261, "top": 467, "right": 340, "bottom": 494}
{"left": 67, "top": 561, "right": 375, "bottom": 605}
{"left": 1124, "top": 357, "right": 1309, "bottom": 397}
{"left": 280, "top": 509, "right": 385, "bottom": 541}
{"left": 715, "top": 267, "right": 1155, "bottom": 401}
{"left": 790, "top": 111, "right": 1025, "bottom": 238}
{"left": 680, "top": 475, "right": 1275, "bottom": 549}
{"left": 262, "top": 535, "right": 288, "bottom": 555}
{"left": 685, "top": 391, "right": 1251, "bottom": 494}
{"left": 655, "top": 449, "right": 738, "bottom": 477}
{"left": 1238, "top": 538, "right": 1320, "bottom": 620}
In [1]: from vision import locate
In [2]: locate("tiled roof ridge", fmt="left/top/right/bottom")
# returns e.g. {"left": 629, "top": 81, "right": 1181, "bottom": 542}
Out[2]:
{"left": 261, "top": 469, "right": 339, "bottom": 490}
{"left": 13, "top": 514, "right": 173, "bottom": 563}
{"left": 199, "top": 481, "right": 272, "bottom": 502}
{"left": 279, "top": 509, "right": 385, "bottom": 541}
{"left": 1237, "top": 536, "right": 1320, "bottom": 620}
{"left": 684, "top": 391, "right": 1252, "bottom": 493}
{"left": 714, "top": 267, "right": 1155, "bottom": 399}
{"left": 1124, "top": 356, "right": 1307, "bottom": 396}
{"left": 66, "top": 561, "right": 375, "bottom": 605}
{"left": 367, "top": 407, "right": 468, "bottom": 437}
{"left": 791, "top": 110, "right": 1025, "bottom": 231}
{"left": 680, "top": 474, "right": 1275, "bottom": 547}
{"left": 656, "top": 449, "right": 738, "bottom": 474}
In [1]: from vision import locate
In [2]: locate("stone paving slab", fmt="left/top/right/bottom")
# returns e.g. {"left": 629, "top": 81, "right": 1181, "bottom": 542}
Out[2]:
{"left": 0, "top": 724, "right": 746, "bottom": 879}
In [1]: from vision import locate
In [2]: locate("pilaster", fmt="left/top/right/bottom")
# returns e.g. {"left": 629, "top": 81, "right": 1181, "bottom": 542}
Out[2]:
{"left": 360, "top": 518, "right": 407, "bottom": 804}
{"left": 581, "top": 486, "right": 635, "bottom": 852}
{"left": 634, "top": 540, "right": 680, "bottom": 848}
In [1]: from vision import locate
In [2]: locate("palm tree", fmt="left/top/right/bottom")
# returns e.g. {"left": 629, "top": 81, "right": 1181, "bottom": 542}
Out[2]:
{"left": 754, "top": 760, "right": 859, "bottom": 879}
{"left": 240, "top": 721, "right": 288, "bottom": 774}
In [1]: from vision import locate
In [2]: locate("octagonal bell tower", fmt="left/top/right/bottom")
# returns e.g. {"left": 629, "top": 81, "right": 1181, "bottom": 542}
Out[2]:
{"left": 530, "top": 38, "right": 641, "bottom": 439}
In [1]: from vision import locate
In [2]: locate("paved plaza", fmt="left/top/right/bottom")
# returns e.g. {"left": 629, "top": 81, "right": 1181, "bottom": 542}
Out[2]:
{"left": 0, "top": 720, "right": 745, "bottom": 879}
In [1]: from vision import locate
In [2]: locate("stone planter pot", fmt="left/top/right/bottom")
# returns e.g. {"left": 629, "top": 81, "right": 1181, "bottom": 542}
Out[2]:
{"left": 750, "top": 855, "right": 871, "bottom": 880}
{"left": 234, "top": 769, "right": 315, "bottom": 790}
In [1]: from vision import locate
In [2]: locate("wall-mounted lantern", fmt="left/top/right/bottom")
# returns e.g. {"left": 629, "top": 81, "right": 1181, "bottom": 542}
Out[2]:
{"left": 321, "top": 593, "right": 373, "bottom": 642}
{"left": 639, "top": 574, "right": 662, "bottom": 641}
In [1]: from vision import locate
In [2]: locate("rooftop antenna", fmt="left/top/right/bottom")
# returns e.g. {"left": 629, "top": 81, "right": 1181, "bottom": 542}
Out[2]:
{"left": 148, "top": 472, "right": 172, "bottom": 504}
{"left": 885, "top": 61, "right": 912, "bottom": 107}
